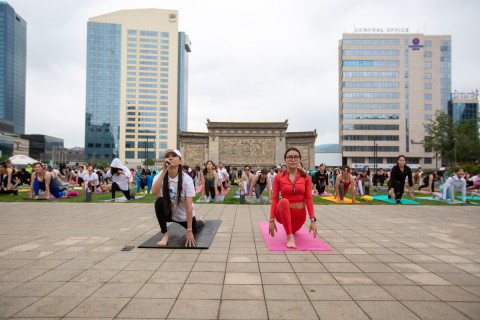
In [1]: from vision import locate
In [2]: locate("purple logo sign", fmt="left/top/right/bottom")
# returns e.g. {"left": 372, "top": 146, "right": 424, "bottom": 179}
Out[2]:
{"left": 413, "top": 38, "right": 420, "bottom": 45}
{"left": 409, "top": 38, "right": 423, "bottom": 51}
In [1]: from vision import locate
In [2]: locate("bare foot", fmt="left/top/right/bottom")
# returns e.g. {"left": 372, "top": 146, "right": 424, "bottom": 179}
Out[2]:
{"left": 157, "top": 232, "right": 168, "bottom": 246}
{"left": 206, "top": 197, "right": 210, "bottom": 203}
{"left": 286, "top": 234, "right": 296, "bottom": 248}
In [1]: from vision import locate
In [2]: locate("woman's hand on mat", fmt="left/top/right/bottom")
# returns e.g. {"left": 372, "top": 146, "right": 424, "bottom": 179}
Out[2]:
{"left": 309, "top": 221, "right": 318, "bottom": 238}
{"left": 269, "top": 221, "right": 277, "bottom": 237}
{"left": 200, "top": 196, "right": 205, "bottom": 201}
{"left": 248, "top": 195, "right": 252, "bottom": 200}
{"left": 185, "top": 230, "right": 195, "bottom": 247}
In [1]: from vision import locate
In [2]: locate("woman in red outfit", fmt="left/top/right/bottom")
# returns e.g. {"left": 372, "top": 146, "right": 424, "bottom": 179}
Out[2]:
{"left": 269, "top": 147, "right": 317, "bottom": 248}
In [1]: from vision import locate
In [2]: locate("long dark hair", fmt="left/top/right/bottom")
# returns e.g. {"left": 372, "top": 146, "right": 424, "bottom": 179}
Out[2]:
{"left": 203, "top": 160, "right": 214, "bottom": 176}
{"left": 111, "top": 167, "right": 120, "bottom": 175}
{"left": 282, "top": 147, "right": 306, "bottom": 178}
{"left": 162, "top": 165, "right": 183, "bottom": 217}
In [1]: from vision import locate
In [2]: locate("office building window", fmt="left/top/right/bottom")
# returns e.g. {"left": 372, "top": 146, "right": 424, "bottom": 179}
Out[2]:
{"left": 424, "top": 158, "right": 432, "bottom": 164}
{"left": 343, "top": 60, "right": 399, "bottom": 67}
{"left": 424, "top": 104, "right": 432, "bottom": 110}
{"left": 343, "top": 82, "right": 399, "bottom": 88}
{"left": 343, "top": 71, "right": 399, "bottom": 78}
{"left": 343, "top": 135, "right": 399, "bottom": 141}
{"left": 424, "top": 51, "right": 431, "bottom": 57}
{"left": 424, "top": 94, "right": 432, "bottom": 100}
{"left": 343, "top": 113, "right": 399, "bottom": 120}
{"left": 343, "top": 124, "right": 399, "bottom": 130}
{"left": 424, "top": 61, "right": 431, "bottom": 69}
{"left": 343, "top": 146, "right": 399, "bottom": 152}
{"left": 125, "top": 151, "right": 135, "bottom": 159}
{"left": 424, "top": 40, "right": 432, "bottom": 47}
{"left": 425, "top": 115, "right": 432, "bottom": 121}
{"left": 343, "top": 49, "right": 399, "bottom": 56}
{"left": 424, "top": 83, "right": 431, "bottom": 89}
{"left": 343, "top": 103, "right": 399, "bottom": 109}
{"left": 343, "top": 92, "right": 399, "bottom": 99}
{"left": 343, "top": 39, "right": 399, "bottom": 45}
{"left": 351, "top": 157, "right": 365, "bottom": 163}
{"left": 424, "top": 73, "right": 432, "bottom": 79}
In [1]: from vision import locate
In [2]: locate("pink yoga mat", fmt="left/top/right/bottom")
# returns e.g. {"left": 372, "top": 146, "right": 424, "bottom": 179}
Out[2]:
{"left": 258, "top": 222, "right": 332, "bottom": 251}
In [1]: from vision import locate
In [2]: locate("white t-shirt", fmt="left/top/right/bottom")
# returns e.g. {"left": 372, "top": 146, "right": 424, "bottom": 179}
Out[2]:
{"left": 153, "top": 171, "right": 196, "bottom": 222}
{"left": 267, "top": 172, "right": 276, "bottom": 188}
{"left": 83, "top": 172, "right": 101, "bottom": 192}
{"left": 217, "top": 168, "right": 228, "bottom": 182}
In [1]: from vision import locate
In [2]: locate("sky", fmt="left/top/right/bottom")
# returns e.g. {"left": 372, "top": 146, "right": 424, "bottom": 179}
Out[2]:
{"left": 10, "top": 0, "right": 480, "bottom": 148}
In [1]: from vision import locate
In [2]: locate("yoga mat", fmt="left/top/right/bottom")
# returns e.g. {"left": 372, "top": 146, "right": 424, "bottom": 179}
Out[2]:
{"left": 100, "top": 195, "right": 144, "bottom": 203}
{"left": 312, "top": 190, "right": 333, "bottom": 196}
{"left": 416, "top": 196, "right": 477, "bottom": 205}
{"left": 195, "top": 186, "right": 202, "bottom": 194}
{"left": 413, "top": 190, "right": 432, "bottom": 194}
{"left": 373, "top": 195, "right": 420, "bottom": 205}
{"left": 321, "top": 196, "right": 358, "bottom": 203}
{"left": 258, "top": 222, "right": 332, "bottom": 251}
{"left": 23, "top": 196, "right": 57, "bottom": 200}
{"left": 220, "top": 188, "right": 230, "bottom": 196}
{"left": 138, "top": 219, "right": 221, "bottom": 249}
{"left": 457, "top": 196, "right": 480, "bottom": 201}
{"left": 196, "top": 195, "right": 225, "bottom": 203}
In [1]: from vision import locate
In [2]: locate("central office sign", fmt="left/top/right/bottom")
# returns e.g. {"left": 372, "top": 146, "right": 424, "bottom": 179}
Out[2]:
{"left": 353, "top": 27, "right": 410, "bottom": 33}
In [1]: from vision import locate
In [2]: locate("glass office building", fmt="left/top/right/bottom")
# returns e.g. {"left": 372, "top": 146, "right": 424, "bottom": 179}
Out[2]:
{"left": 339, "top": 33, "right": 451, "bottom": 169}
{"left": 85, "top": 9, "right": 191, "bottom": 164}
{"left": 0, "top": 2, "right": 26, "bottom": 134}
{"left": 448, "top": 93, "right": 478, "bottom": 124}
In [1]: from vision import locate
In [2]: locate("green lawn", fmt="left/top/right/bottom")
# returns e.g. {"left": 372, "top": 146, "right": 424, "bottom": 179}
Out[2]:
{"left": 0, "top": 184, "right": 477, "bottom": 206}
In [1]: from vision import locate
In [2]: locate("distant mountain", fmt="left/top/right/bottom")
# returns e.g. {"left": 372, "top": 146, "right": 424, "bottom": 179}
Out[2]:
{"left": 315, "top": 144, "right": 339, "bottom": 153}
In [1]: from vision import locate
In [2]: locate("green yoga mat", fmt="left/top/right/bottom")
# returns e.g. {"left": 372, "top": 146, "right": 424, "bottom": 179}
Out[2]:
{"left": 373, "top": 195, "right": 420, "bottom": 205}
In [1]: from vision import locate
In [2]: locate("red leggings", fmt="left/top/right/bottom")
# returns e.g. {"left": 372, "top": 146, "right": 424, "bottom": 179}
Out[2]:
{"left": 275, "top": 198, "right": 307, "bottom": 235}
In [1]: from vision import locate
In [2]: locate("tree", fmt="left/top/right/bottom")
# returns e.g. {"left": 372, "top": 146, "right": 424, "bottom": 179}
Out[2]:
{"left": 423, "top": 110, "right": 480, "bottom": 167}
{"left": 98, "top": 160, "right": 109, "bottom": 169}
{"left": 143, "top": 157, "right": 155, "bottom": 166}
{"left": 88, "top": 157, "right": 99, "bottom": 168}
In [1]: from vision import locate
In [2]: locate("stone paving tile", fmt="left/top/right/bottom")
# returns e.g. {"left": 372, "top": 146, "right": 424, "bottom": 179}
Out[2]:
{"left": 382, "top": 285, "right": 440, "bottom": 301}
{"left": 357, "top": 301, "right": 420, "bottom": 320}
{"left": 312, "top": 301, "right": 369, "bottom": 320}
{"left": 447, "top": 302, "right": 480, "bottom": 319}
{"left": 422, "top": 285, "right": 480, "bottom": 302}
{"left": 402, "top": 301, "right": 471, "bottom": 320}
{"left": 91, "top": 282, "right": 143, "bottom": 298}
{"left": 66, "top": 297, "right": 130, "bottom": 318}
{"left": 2, "top": 203, "right": 480, "bottom": 319}
{"left": 14, "top": 297, "right": 84, "bottom": 318}
{"left": 266, "top": 300, "right": 318, "bottom": 319}
{"left": 219, "top": 300, "right": 267, "bottom": 319}
{"left": 0, "top": 297, "right": 40, "bottom": 318}
{"left": 178, "top": 283, "right": 223, "bottom": 300}
{"left": 117, "top": 298, "right": 175, "bottom": 319}
{"left": 221, "top": 284, "right": 264, "bottom": 300}
{"left": 2, "top": 281, "right": 64, "bottom": 297}
{"left": 168, "top": 299, "right": 220, "bottom": 319}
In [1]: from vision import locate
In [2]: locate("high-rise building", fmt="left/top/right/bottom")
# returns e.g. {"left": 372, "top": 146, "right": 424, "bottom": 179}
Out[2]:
{"left": 339, "top": 33, "right": 451, "bottom": 169}
{"left": 0, "top": 2, "right": 26, "bottom": 135}
{"left": 85, "top": 9, "right": 191, "bottom": 164}
{"left": 448, "top": 91, "right": 478, "bottom": 123}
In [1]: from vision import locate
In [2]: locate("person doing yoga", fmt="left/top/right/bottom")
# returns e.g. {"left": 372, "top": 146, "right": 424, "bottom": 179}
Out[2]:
{"left": 248, "top": 168, "right": 272, "bottom": 202}
{"left": 418, "top": 171, "right": 444, "bottom": 193}
{"left": 388, "top": 155, "right": 414, "bottom": 204}
{"left": 200, "top": 160, "right": 219, "bottom": 202}
{"left": 313, "top": 163, "right": 329, "bottom": 195}
{"left": 440, "top": 168, "right": 467, "bottom": 203}
{"left": 151, "top": 149, "right": 205, "bottom": 247}
{"left": 105, "top": 158, "right": 134, "bottom": 201}
{"left": 137, "top": 171, "right": 153, "bottom": 194}
{"left": 269, "top": 147, "right": 317, "bottom": 249}
{"left": 335, "top": 166, "right": 357, "bottom": 203}
{"left": 83, "top": 165, "right": 102, "bottom": 194}
{"left": 28, "top": 162, "right": 66, "bottom": 199}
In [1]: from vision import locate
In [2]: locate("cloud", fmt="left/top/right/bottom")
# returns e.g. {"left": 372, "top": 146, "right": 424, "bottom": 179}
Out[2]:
{"left": 11, "top": 0, "right": 480, "bottom": 148}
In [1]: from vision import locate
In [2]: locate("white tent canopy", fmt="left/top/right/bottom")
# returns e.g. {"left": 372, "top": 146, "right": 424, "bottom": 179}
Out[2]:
{"left": 8, "top": 155, "right": 39, "bottom": 165}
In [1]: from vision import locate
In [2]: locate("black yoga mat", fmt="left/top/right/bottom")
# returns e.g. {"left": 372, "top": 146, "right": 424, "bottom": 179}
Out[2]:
{"left": 138, "top": 220, "right": 222, "bottom": 249}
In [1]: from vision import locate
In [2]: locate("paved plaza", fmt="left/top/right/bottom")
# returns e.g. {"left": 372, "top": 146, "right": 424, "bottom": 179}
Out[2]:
{"left": 0, "top": 203, "right": 479, "bottom": 319}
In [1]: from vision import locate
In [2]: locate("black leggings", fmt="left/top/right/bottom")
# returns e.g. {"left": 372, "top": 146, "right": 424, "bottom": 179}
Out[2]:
{"left": 316, "top": 181, "right": 326, "bottom": 194}
{"left": 154, "top": 197, "right": 204, "bottom": 234}
{"left": 255, "top": 183, "right": 266, "bottom": 198}
{"left": 111, "top": 182, "right": 131, "bottom": 200}
{"left": 204, "top": 180, "right": 216, "bottom": 199}
{"left": 389, "top": 180, "right": 405, "bottom": 200}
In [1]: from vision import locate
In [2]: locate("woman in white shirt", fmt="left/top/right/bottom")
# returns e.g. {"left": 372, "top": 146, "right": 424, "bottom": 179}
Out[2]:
{"left": 83, "top": 165, "right": 101, "bottom": 194}
{"left": 152, "top": 149, "right": 204, "bottom": 247}
{"left": 441, "top": 168, "right": 467, "bottom": 203}
{"left": 105, "top": 158, "right": 134, "bottom": 201}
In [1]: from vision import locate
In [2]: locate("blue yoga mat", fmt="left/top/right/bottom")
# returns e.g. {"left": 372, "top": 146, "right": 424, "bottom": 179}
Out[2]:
{"left": 196, "top": 195, "right": 225, "bottom": 203}
{"left": 415, "top": 196, "right": 477, "bottom": 204}
{"left": 373, "top": 195, "right": 420, "bottom": 205}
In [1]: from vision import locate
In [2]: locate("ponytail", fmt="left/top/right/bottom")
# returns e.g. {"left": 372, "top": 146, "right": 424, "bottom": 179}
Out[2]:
{"left": 162, "top": 165, "right": 184, "bottom": 218}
